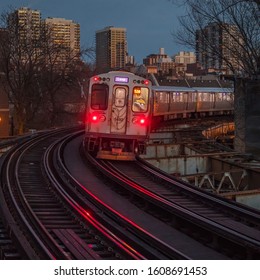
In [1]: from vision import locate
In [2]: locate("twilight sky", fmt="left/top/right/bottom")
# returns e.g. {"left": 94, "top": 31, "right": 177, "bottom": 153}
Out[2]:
{"left": 0, "top": 0, "right": 188, "bottom": 63}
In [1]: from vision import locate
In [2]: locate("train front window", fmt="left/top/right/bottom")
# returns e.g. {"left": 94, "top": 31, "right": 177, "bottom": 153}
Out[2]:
{"left": 132, "top": 87, "right": 149, "bottom": 112}
{"left": 114, "top": 87, "right": 127, "bottom": 107}
{"left": 91, "top": 84, "right": 109, "bottom": 110}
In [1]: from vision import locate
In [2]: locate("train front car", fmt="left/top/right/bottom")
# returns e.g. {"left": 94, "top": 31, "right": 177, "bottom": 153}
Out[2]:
{"left": 85, "top": 71, "right": 152, "bottom": 160}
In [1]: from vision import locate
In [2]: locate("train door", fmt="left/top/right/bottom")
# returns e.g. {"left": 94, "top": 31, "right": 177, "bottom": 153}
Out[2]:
{"left": 110, "top": 86, "right": 128, "bottom": 134}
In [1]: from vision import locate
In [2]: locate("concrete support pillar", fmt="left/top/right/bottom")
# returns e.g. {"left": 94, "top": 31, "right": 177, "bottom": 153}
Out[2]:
{"left": 234, "top": 79, "right": 260, "bottom": 159}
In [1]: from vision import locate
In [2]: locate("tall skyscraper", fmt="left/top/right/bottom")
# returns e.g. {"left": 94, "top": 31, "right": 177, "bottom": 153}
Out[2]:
{"left": 44, "top": 17, "right": 80, "bottom": 61}
{"left": 96, "top": 26, "right": 127, "bottom": 72}
{"left": 8, "top": 7, "right": 41, "bottom": 45}
{"left": 196, "top": 22, "right": 242, "bottom": 74}
{"left": 9, "top": 9, "right": 80, "bottom": 63}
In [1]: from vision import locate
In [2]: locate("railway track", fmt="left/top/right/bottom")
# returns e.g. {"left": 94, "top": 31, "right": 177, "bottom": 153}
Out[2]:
{"left": 84, "top": 154, "right": 260, "bottom": 259}
{"left": 1, "top": 126, "right": 259, "bottom": 259}
{"left": 56, "top": 132, "right": 189, "bottom": 260}
{"left": 0, "top": 220, "right": 21, "bottom": 259}
{"left": 0, "top": 127, "right": 188, "bottom": 259}
{"left": 0, "top": 128, "right": 138, "bottom": 259}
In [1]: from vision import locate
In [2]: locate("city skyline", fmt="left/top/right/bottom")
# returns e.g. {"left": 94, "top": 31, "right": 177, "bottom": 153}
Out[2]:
{"left": 0, "top": 0, "right": 187, "bottom": 63}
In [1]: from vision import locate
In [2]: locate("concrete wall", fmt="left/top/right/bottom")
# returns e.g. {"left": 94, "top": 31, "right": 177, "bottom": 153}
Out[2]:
{"left": 223, "top": 190, "right": 260, "bottom": 210}
{"left": 143, "top": 143, "right": 260, "bottom": 190}
{"left": 143, "top": 144, "right": 210, "bottom": 175}
{"left": 244, "top": 80, "right": 260, "bottom": 158}
{"left": 234, "top": 79, "right": 260, "bottom": 159}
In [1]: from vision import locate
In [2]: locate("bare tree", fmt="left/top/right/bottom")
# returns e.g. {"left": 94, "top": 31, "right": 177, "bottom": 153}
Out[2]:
{"left": 170, "top": 0, "right": 260, "bottom": 156}
{"left": 0, "top": 8, "right": 94, "bottom": 133}
{"left": 37, "top": 34, "right": 95, "bottom": 126}
{"left": 171, "top": 0, "right": 260, "bottom": 78}
{"left": 0, "top": 9, "right": 45, "bottom": 134}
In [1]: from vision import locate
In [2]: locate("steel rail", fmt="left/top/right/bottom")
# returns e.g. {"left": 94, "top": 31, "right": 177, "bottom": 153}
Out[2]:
{"left": 136, "top": 156, "right": 260, "bottom": 221}
{"left": 56, "top": 132, "right": 190, "bottom": 260}
{"left": 44, "top": 136, "right": 146, "bottom": 260}
{"left": 99, "top": 159, "right": 260, "bottom": 257}
{"left": 3, "top": 129, "right": 73, "bottom": 259}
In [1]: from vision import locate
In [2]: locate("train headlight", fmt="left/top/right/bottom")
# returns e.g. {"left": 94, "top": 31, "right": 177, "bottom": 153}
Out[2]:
{"left": 133, "top": 79, "right": 150, "bottom": 85}
{"left": 89, "top": 113, "right": 106, "bottom": 123}
{"left": 142, "top": 80, "right": 150, "bottom": 85}
{"left": 93, "top": 76, "right": 101, "bottom": 82}
{"left": 93, "top": 76, "right": 110, "bottom": 82}
{"left": 139, "top": 118, "right": 146, "bottom": 125}
{"left": 132, "top": 115, "right": 147, "bottom": 126}
{"left": 92, "top": 115, "right": 98, "bottom": 122}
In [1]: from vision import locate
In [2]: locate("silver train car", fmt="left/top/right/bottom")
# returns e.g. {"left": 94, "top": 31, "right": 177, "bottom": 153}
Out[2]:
{"left": 153, "top": 85, "right": 234, "bottom": 120}
{"left": 84, "top": 71, "right": 234, "bottom": 160}
{"left": 84, "top": 71, "right": 153, "bottom": 160}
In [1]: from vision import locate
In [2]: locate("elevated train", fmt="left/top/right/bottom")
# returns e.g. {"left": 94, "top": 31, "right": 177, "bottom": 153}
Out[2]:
{"left": 84, "top": 71, "right": 153, "bottom": 160}
{"left": 84, "top": 71, "right": 234, "bottom": 160}
{"left": 153, "top": 85, "right": 233, "bottom": 121}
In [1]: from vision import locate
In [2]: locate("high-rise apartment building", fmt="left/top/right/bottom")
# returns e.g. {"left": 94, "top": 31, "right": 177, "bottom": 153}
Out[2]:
{"left": 96, "top": 26, "right": 127, "bottom": 72}
{"left": 44, "top": 18, "right": 80, "bottom": 60}
{"left": 8, "top": 7, "right": 41, "bottom": 44}
{"left": 196, "top": 22, "right": 242, "bottom": 74}
{"left": 9, "top": 9, "right": 80, "bottom": 61}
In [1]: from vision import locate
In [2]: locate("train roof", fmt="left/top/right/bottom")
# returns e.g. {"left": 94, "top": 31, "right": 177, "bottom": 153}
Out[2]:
{"left": 152, "top": 85, "right": 233, "bottom": 93}
{"left": 152, "top": 85, "right": 196, "bottom": 92}
{"left": 155, "top": 76, "right": 233, "bottom": 88}
{"left": 192, "top": 87, "right": 233, "bottom": 93}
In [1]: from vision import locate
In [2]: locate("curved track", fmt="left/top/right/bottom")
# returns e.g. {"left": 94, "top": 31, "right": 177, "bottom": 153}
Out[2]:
{"left": 0, "top": 128, "right": 188, "bottom": 259}
{"left": 97, "top": 157, "right": 260, "bottom": 259}
{"left": 1, "top": 127, "right": 259, "bottom": 259}
{"left": 0, "top": 128, "right": 149, "bottom": 259}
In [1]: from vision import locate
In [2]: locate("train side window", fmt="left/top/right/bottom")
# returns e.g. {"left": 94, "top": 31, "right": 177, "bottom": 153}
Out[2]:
{"left": 91, "top": 84, "right": 109, "bottom": 110}
{"left": 216, "top": 92, "right": 222, "bottom": 101}
{"left": 114, "top": 87, "right": 127, "bottom": 107}
{"left": 175, "top": 92, "right": 182, "bottom": 102}
{"left": 198, "top": 92, "right": 203, "bottom": 101}
{"left": 132, "top": 87, "right": 149, "bottom": 112}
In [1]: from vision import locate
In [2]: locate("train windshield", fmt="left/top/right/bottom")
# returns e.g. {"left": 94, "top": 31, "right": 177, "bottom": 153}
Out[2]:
{"left": 91, "top": 84, "right": 109, "bottom": 110}
{"left": 114, "top": 87, "right": 127, "bottom": 107}
{"left": 132, "top": 87, "right": 149, "bottom": 112}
